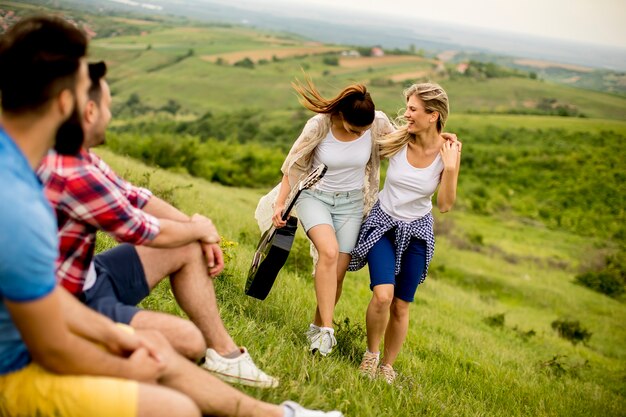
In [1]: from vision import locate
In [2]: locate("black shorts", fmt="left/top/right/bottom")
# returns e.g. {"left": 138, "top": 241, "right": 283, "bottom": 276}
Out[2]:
{"left": 83, "top": 243, "right": 149, "bottom": 324}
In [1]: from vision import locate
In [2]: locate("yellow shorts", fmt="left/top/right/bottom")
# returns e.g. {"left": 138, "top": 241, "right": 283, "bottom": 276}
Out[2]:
{"left": 0, "top": 362, "right": 138, "bottom": 417}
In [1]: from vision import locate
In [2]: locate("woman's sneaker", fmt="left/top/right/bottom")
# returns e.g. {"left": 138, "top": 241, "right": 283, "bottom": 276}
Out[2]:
{"left": 358, "top": 351, "right": 380, "bottom": 379}
{"left": 309, "top": 327, "right": 336, "bottom": 356}
{"left": 378, "top": 363, "right": 397, "bottom": 384}
{"left": 305, "top": 324, "right": 321, "bottom": 343}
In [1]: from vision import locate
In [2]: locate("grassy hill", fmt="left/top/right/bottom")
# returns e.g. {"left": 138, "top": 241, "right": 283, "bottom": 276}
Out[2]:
{"left": 95, "top": 148, "right": 625, "bottom": 417}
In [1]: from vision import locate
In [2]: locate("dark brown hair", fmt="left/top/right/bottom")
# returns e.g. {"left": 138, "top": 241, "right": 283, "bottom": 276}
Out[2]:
{"left": 0, "top": 15, "right": 88, "bottom": 113}
{"left": 292, "top": 76, "right": 375, "bottom": 127}
{"left": 88, "top": 61, "right": 107, "bottom": 104}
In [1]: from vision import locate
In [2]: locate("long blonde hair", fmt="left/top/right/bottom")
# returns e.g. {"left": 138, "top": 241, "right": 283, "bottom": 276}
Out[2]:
{"left": 292, "top": 75, "right": 375, "bottom": 127}
{"left": 378, "top": 82, "right": 449, "bottom": 158}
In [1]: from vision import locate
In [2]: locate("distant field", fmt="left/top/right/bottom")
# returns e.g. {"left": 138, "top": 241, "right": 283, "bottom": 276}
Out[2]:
{"left": 514, "top": 59, "right": 594, "bottom": 73}
{"left": 388, "top": 70, "right": 430, "bottom": 82}
{"left": 202, "top": 45, "right": 343, "bottom": 64}
{"left": 111, "top": 17, "right": 158, "bottom": 26}
{"left": 448, "top": 114, "right": 626, "bottom": 134}
{"left": 85, "top": 24, "right": 626, "bottom": 120}
{"left": 339, "top": 55, "right": 426, "bottom": 68}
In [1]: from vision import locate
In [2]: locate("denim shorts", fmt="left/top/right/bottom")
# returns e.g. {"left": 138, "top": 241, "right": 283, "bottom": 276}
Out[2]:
{"left": 367, "top": 231, "right": 427, "bottom": 302}
{"left": 83, "top": 243, "right": 149, "bottom": 324}
{"left": 295, "top": 188, "right": 364, "bottom": 253}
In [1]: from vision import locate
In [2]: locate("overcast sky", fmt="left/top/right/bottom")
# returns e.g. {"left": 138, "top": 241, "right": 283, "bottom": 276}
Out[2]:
{"left": 254, "top": 0, "right": 626, "bottom": 49}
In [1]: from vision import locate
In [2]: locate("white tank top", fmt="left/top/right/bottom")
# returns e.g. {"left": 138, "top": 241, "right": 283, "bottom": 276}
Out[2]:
{"left": 312, "top": 128, "right": 372, "bottom": 192}
{"left": 379, "top": 145, "right": 444, "bottom": 221}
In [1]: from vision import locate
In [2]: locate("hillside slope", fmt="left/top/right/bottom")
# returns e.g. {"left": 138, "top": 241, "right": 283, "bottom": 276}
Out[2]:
{"left": 96, "top": 148, "right": 626, "bottom": 417}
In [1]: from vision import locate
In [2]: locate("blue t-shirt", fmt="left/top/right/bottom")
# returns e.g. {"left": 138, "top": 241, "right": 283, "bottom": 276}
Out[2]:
{"left": 0, "top": 128, "right": 57, "bottom": 375}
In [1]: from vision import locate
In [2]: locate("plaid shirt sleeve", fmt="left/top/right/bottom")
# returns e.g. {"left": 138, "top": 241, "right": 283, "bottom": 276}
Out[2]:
{"left": 91, "top": 152, "right": 152, "bottom": 209}
{"left": 60, "top": 166, "right": 160, "bottom": 245}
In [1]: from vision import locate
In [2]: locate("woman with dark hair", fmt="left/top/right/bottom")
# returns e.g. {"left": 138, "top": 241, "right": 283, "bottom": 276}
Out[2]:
{"left": 260, "top": 77, "right": 394, "bottom": 356}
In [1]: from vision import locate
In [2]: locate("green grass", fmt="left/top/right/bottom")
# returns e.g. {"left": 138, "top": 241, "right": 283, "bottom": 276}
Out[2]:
{"left": 94, "top": 148, "right": 626, "bottom": 417}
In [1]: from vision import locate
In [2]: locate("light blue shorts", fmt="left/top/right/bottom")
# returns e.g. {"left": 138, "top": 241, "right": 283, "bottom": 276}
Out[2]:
{"left": 295, "top": 188, "right": 364, "bottom": 254}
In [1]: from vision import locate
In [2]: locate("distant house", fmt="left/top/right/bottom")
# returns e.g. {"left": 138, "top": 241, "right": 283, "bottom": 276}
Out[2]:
{"left": 371, "top": 47, "right": 385, "bottom": 57}
{"left": 456, "top": 62, "right": 469, "bottom": 74}
{"left": 341, "top": 50, "right": 361, "bottom": 57}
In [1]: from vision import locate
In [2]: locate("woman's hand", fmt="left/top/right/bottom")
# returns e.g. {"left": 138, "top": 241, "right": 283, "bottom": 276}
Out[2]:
{"left": 440, "top": 139, "right": 462, "bottom": 172}
{"left": 272, "top": 203, "right": 288, "bottom": 228}
{"left": 441, "top": 132, "right": 458, "bottom": 143}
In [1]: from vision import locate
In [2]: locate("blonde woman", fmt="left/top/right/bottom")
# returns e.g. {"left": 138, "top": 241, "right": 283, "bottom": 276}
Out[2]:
{"left": 268, "top": 78, "right": 394, "bottom": 356}
{"left": 350, "top": 83, "right": 461, "bottom": 383}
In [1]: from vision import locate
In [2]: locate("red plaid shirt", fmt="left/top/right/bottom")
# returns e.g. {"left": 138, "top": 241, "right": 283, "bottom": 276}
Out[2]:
{"left": 37, "top": 149, "right": 160, "bottom": 295}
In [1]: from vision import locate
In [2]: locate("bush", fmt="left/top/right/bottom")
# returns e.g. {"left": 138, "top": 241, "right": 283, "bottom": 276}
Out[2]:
{"left": 551, "top": 319, "right": 592, "bottom": 345}
{"left": 484, "top": 313, "right": 505, "bottom": 328}
{"left": 333, "top": 317, "right": 367, "bottom": 363}
{"left": 234, "top": 57, "right": 255, "bottom": 69}
{"left": 574, "top": 250, "right": 625, "bottom": 298}
{"left": 322, "top": 56, "right": 339, "bottom": 66}
{"left": 575, "top": 271, "right": 624, "bottom": 298}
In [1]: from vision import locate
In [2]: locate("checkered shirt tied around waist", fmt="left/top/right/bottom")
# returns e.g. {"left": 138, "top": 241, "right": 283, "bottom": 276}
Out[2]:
{"left": 349, "top": 201, "right": 435, "bottom": 285}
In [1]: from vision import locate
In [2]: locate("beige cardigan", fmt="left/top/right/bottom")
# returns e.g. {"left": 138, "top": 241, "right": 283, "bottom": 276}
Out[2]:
{"left": 254, "top": 111, "right": 394, "bottom": 270}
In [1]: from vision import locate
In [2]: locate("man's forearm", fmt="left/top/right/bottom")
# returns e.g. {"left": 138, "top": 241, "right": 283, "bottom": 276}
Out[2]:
{"left": 143, "top": 196, "right": 189, "bottom": 222}
{"left": 7, "top": 288, "right": 137, "bottom": 379}
{"left": 58, "top": 287, "right": 119, "bottom": 345}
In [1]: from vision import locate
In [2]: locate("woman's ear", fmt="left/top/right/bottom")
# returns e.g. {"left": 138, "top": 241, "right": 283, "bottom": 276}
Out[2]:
{"left": 430, "top": 111, "right": 439, "bottom": 124}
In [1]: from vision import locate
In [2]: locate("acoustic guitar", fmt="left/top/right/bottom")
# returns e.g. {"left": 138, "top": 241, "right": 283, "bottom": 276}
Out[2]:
{"left": 245, "top": 164, "right": 327, "bottom": 300}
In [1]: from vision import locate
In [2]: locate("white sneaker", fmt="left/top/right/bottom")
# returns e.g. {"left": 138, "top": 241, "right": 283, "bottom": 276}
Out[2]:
{"left": 309, "top": 327, "right": 336, "bottom": 356}
{"left": 202, "top": 347, "right": 279, "bottom": 388}
{"left": 282, "top": 400, "right": 344, "bottom": 417}
{"left": 305, "top": 324, "right": 321, "bottom": 343}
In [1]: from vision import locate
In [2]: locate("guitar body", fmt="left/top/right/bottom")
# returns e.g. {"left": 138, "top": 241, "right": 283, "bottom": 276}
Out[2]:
{"left": 245, "top": 216, "right": 298, "bottom": 300}
{"left": 245, "top": 163, "right": 326, "bottom": 300}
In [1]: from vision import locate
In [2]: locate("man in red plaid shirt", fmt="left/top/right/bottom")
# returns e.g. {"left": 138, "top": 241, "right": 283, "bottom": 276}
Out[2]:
{"left": 37, "top": 62, "right": 278, "bottom": 389}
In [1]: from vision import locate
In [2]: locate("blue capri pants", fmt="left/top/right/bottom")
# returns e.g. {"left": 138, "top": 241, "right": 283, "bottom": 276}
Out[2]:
{"left": 367, "top": 231, "right": 427, "bottom": 302}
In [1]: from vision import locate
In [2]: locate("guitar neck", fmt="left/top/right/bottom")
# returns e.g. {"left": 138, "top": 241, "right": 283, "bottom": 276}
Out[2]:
{"left": 281, "top": 187, "right": 304, "bottom": 221}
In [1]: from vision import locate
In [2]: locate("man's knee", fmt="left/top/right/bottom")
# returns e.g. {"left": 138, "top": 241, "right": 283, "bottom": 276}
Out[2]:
{"left": 176, "top": 320, "right": 206, "bottom": 359}
{"left": 179, "top": 241, "right": 204, "bottom": 266}
{"left": 131, "top": 313, "right": 206, "bottom": 360}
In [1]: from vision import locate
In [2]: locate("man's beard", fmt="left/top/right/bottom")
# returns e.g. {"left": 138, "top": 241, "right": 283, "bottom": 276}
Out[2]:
{"left": 54, "top": 105, "right": 85, "bottom": 156}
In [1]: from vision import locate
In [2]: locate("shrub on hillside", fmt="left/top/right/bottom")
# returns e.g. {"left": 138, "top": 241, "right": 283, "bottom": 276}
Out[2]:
{"left": 551, "top": 319, "right": 592, "bottom": 345}
{"left": 484, "top": 313, "right": 505, "bottom": 328}
{"left": 234, "top": 57, "right": 255, "bottom": 69}
{"left": 322, "top": 56, "right": 339, "bottom": 66}
{"left": 333, "top": 317, "right": 367, "bottom": 363}
{"left": 574, "top": 250, "right": 626, "bottom": 298}
{"left": 575, "top": 271, "right": 624, "bottom": 298}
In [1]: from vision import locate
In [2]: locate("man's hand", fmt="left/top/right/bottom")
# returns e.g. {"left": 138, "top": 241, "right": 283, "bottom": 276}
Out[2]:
{"left": 201, "top": 241, "right": 225, "bottom": 278}
{"left": 103, "top": 325, "right": 142, "bottom": 356}
{"left": 126, "top": 346, "right": 165, "bottom": 383}
{"left": 191, "top": 213, "right": 220, "bottom": 244}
